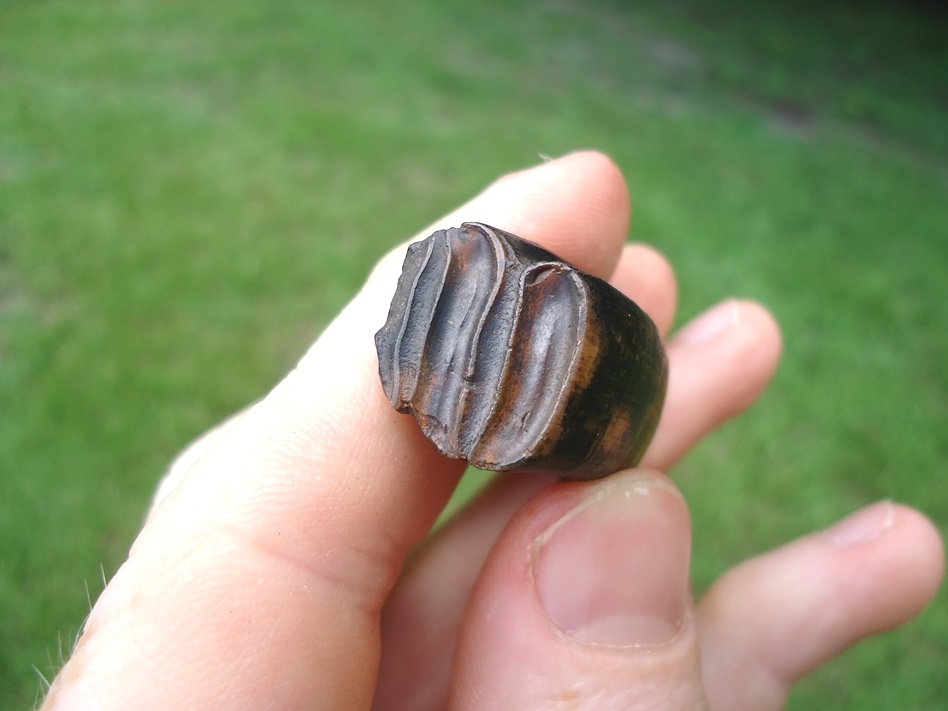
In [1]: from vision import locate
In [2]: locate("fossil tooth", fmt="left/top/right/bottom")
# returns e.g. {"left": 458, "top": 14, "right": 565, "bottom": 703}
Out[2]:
{"left": 375, "top": 222, "right": 668, "bottom": 480}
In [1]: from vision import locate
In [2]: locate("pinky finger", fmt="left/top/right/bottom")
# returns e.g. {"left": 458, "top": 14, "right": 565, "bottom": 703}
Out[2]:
{"left": 696, "top": 502, "right": 944, "bottom": 711}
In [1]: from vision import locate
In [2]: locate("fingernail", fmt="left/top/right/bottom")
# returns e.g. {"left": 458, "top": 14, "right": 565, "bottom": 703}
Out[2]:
{"left": 822, "top": 500, "right": 895, "bottom": 545}
{"left": 533, "top": 472, "right": 691, "bottom": 647}
{"left": 674, "top": 299, "right": 741, "bottom": 346}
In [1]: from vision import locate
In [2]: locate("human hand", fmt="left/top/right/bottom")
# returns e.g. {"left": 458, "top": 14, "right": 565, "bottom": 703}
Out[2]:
{"left": 42, "top": 152, "right": 943, "bottom": 710}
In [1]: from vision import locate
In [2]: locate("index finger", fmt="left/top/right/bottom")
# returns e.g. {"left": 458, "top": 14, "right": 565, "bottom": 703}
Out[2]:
{"left": 44, "top": 151, "right": 634, "bottom": 710}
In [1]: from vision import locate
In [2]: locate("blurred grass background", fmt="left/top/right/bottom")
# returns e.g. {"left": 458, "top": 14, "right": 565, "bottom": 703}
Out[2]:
{"left": 1, "top": 0, "right": 946, "bottom": 707}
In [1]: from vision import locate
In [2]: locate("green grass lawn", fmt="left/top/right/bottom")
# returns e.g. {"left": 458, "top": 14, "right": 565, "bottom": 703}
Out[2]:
{"left": 2, "top": 0, "right": 946, "bottom": 707}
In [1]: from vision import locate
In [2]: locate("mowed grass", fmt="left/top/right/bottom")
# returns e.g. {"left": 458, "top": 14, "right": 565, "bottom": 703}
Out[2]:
{"left": 1, "top": 0, "right": 946, "bottom": 707}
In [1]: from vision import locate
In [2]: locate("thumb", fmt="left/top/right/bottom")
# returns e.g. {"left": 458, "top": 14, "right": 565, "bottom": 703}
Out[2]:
{"left": 448, "top": 470, "right": 706, "bottom": 710}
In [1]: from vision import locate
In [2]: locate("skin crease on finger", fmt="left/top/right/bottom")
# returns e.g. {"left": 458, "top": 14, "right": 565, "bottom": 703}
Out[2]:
{"left": 41, "top": 152, "right": 646, "bottom": 710}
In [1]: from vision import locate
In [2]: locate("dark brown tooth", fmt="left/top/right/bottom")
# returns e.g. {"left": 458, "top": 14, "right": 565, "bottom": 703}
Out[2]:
{"left": 375, "top": 222, "right": 667, "bottom": 481}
